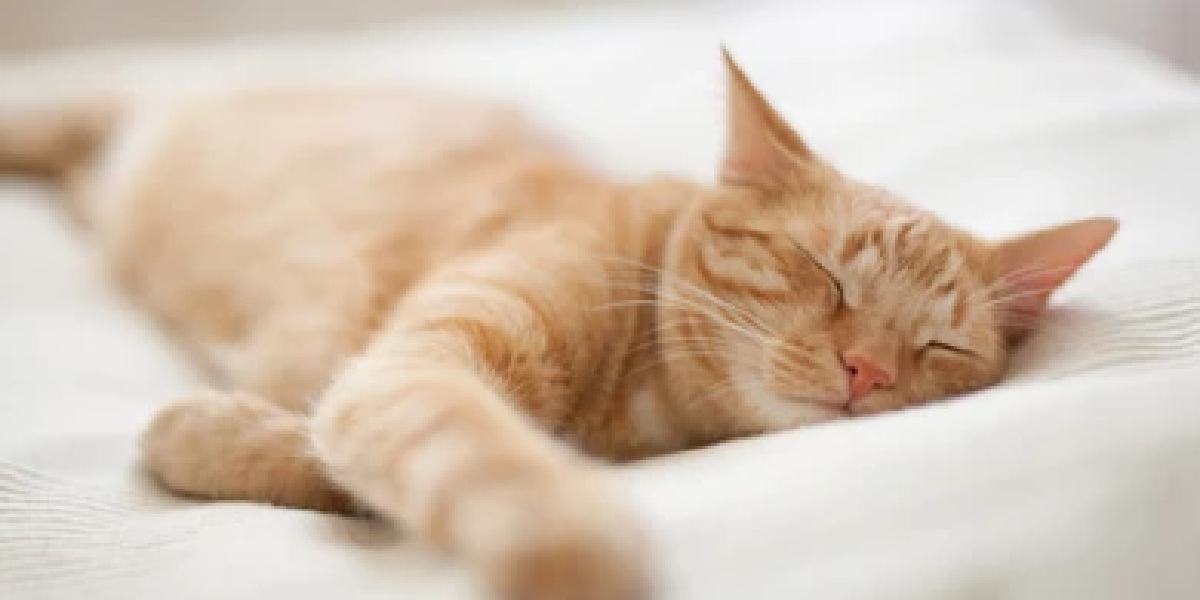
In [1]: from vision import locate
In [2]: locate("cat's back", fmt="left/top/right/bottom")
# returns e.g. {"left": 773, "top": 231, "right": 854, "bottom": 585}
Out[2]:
{"left": 95, "top": 87, "right": 574, "bottom": 241}
{"left": 92, "top": 87, "right": 600, "bottom": 366}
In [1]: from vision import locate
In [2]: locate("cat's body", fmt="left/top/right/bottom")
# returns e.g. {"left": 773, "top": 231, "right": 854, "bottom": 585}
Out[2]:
{"left": 98, "top": 89, "right": 689, "bottom": 459}
{"left": 0, "top": 52, "right": 1117, "bottom": 600}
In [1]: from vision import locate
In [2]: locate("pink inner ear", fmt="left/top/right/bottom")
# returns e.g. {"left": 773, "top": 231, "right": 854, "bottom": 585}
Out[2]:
{"left": 720, "top": 140, "right": 796, "bottom": 188}
{"left": 719, "top": 48, "right": 815, "bottom": 189}
{"left": 995, "top": 217, "right": 1119, "bottom": 328}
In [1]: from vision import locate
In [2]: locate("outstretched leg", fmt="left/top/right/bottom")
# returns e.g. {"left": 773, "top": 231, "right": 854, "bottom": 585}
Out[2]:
{"left": 145, "top": 226, "right": 651, "bottom": 599}
{"left": 311, "top": 237, "right": 650, "bottom": 600}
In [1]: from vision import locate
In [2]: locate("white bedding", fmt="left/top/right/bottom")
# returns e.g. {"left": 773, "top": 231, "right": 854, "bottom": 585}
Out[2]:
{"left": 3, "top": 1, "right": 1200, "bottom": 598}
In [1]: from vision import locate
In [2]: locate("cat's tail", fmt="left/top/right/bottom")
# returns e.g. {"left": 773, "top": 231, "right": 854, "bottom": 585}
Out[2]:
{"left": 0, "top": 98, "right": 123, "bottom": 180}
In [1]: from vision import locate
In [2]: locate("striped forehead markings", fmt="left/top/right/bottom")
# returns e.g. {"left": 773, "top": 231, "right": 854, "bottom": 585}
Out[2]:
{"left": 826, "top": 214, "right": 973, "bottom": 333}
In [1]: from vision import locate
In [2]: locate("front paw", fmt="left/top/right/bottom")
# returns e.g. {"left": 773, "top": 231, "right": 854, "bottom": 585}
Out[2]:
{"left": 488, "top": 522, "right": 651, "bottom": 600}
{"left": 462, "top": 473, "right": 653, "bottom": 600}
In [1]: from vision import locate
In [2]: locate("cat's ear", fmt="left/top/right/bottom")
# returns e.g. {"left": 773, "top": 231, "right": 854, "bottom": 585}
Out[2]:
{"left": 992, "top": 217, "right": 1118, "bottom": 336}
{"left": 720, "top": 47, "right": 816, "bottom": 190}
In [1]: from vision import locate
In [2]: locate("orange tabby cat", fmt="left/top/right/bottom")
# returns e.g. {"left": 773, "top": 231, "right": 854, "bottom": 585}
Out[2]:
{"left": 0, "top": 50, "right": 1116, "bottom": 600}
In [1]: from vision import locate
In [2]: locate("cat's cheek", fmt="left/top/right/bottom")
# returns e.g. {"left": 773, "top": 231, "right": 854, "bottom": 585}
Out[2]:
{"left": 916, "top": 355, "right": 995, "bottom": 401}
{"left": 764, "top": 334, "right": 845, "bottom": 404}
{"left": 898, "top": 376, "right": 942, "bottom": 407}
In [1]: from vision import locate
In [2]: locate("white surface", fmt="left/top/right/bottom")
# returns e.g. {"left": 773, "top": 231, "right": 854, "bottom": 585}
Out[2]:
{"left": 3, "top": 1, "right": 1200, "bottom": 598}
{"left": 1035, "top": 0, "right": 1200, "bottom": 73}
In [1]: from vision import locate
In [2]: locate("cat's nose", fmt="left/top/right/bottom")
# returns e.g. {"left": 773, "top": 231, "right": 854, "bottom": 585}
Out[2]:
{"left": 842, "top": 351, "right": 895, "bottom": 401}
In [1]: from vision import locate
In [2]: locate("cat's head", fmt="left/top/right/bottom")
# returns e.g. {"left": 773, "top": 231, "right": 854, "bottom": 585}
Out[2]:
{"left": 657, "top": 50, "right": 1117, "bottom": 434}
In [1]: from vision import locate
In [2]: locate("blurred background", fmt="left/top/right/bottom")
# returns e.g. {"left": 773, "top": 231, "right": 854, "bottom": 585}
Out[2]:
{"left": 3, "top": 2, "right": 1200, "bottom": 600}
{"left": 1, "top": 0, "right": 1199, "bottom": 74}
{"left": 2, "top": 0, "right": 1198, "bottom": 249}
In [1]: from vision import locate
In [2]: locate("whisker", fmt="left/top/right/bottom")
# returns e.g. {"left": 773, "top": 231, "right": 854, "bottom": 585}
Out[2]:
{"left": 601, "top": 256, "right": 778, "bottom": 335}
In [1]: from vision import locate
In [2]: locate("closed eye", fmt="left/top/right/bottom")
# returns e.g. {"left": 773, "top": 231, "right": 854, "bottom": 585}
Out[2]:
{"left": 795, "top": 244, "right": 844, "bottom": 305}
{"left": 924, "top": 341, "right": 974, "bottom": 357}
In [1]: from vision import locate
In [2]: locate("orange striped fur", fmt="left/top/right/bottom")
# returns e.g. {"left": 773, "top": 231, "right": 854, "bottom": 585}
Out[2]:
{"left": 2, "top": 51, "right": 1117, "bottom": 599}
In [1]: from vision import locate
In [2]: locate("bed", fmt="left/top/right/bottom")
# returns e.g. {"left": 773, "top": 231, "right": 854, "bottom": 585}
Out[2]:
{"left": 3, "top": 0, "right": 1200, "bottom": 598}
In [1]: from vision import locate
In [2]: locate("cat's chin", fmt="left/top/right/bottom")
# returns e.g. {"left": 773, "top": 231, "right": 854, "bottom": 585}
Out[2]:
{"left": 760, "top": 400, "right": 849, "bottom": 432}
{"left": 785, "top": 401, "right": 850, "bottom": 425}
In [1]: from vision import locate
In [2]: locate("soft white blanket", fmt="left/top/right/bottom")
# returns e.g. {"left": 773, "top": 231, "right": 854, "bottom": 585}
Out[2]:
{"left": 3, "top": 1, "right": 1199, "bottom": 598}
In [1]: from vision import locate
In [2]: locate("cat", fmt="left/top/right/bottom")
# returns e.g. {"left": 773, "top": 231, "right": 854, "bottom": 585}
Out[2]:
{"left": 0, "top": 49, "right": 1116, "bottom": 600}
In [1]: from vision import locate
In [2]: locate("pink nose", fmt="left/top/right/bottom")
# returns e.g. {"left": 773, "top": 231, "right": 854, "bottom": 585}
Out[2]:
{"left": 842, "top": 352, "right": 895, "bottom": 402}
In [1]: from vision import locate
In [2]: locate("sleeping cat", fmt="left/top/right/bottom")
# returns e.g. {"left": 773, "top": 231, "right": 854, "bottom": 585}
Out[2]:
{"left": 0, "top": 49, "right": 1116, "bottom": 600}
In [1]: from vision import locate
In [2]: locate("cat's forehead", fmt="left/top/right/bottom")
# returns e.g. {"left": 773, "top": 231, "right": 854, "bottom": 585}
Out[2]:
{"left": 790, "top": 187, "right": 988, "bottom": 341}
